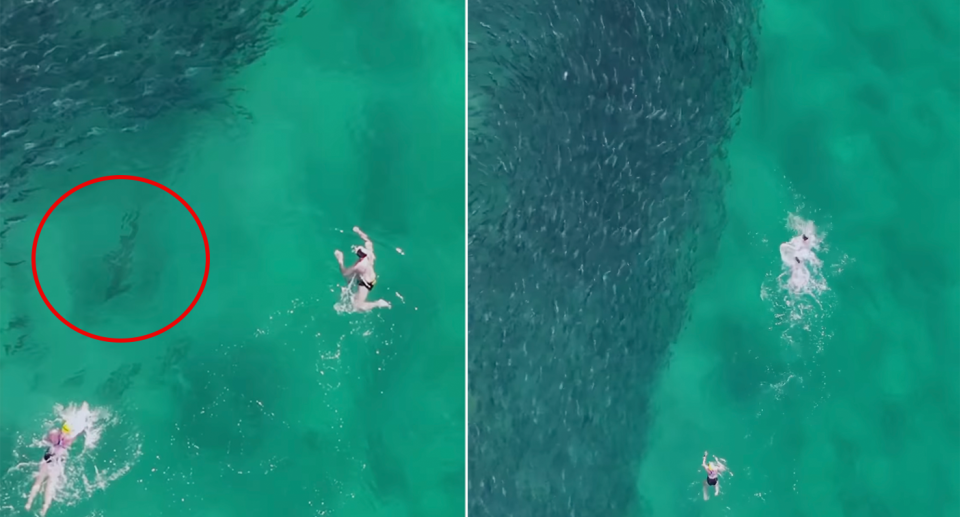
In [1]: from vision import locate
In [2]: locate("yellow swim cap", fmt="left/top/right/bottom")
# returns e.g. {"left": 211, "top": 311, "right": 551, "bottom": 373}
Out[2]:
{"left": 707, "top": 462, "right": 716, "bottom": 470}
{"left": 61, "top": 423, "right": 71, "bottom": 434}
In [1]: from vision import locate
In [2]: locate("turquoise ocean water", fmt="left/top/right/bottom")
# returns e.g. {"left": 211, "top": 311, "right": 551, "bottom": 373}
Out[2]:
{"left": 467, "top": 0, "right": 958, "bottom": 515}
{"left": 637, "top": 0, "right": 959, "bottom": 515}
{"left": 1, "top": 4, "right": 464, "bottom": 517}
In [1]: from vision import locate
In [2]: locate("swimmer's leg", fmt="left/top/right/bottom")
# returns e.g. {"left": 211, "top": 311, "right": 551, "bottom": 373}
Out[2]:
{"left": 40, "top": 466, "right": 60, "bottom": 516}
{"left": 25, "top": 462, "right": 46, "bottom": 511}
{"left": 702, "top": 480, "right": 709, "bottom": 501}
{"left": 354, "top": 299, "right": 391, "bottom": 311}
{"left": 353, "top": 287, "right": 391, "bottom": 312}
{"left": 715, "top": 480, "right": 720, "bottom": 497}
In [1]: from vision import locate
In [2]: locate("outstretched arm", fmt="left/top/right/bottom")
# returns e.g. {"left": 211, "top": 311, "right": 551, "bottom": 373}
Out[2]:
{"left": 353, "top": 226, "right": 374, "bottom": 253}
{"left": 714, "top": 456, "right": 732, "bottom": 475}
{"left": 702, "top": 451, "right": 708, "bottom": 470}
{"left": 335, "top": 250, "right": 358, "bottom": 277}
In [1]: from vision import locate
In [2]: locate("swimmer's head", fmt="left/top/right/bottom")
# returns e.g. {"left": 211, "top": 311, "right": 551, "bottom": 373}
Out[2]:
{"left": 61, "top": 423, "right": 71, "bottom": 435}
{"left": 352, "top": 245, "right": 370, "bottom": 258}
{"left": 707, "top": 462, "right": 716, "bottom": 471}
{"left": 46, "top": 429, "right": 63, "bottom": 444}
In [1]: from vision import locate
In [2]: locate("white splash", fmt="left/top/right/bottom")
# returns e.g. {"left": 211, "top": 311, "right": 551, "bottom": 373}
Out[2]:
{"left": 55, "top": 402, "right": 100, "bottom": 450}
{"left": 776, "top": 214, "right": 827, "bottom": 299}
{"left": 760, "top": 213, "right": 845, "bottom": 356}
{"left": 5, "top": 403, "right": 140, "bottom": 513}
{"left": 333, "top": 281, "right": 358, "bottom": 314}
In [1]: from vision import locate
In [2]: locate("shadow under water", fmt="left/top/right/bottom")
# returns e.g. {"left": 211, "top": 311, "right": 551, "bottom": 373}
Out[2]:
{"left": 467, "top": 0, "right": 761, "bottom": 515}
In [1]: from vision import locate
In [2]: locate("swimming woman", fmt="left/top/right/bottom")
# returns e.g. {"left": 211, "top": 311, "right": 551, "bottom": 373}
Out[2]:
{"left": 334, "top": 226, "right": 391, "bottom": 312}
{"left": 701, "top": 450, "right": 732, "bottom": 501}
{"left": 25, "top": 402, "right": 88, "bottom": 516}
{"left": 779, "top": 233, "right": 821, "bottom": 294}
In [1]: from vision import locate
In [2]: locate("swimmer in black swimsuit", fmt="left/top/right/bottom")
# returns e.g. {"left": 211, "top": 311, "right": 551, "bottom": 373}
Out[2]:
{"left": 334, "top": 226, "right": 391, "bottom": 312}
{"left": 701, "top": 450, "right": 732, "bottom": 501}
{"left": 26, "top": 424, "right": 78, "bottom": 516}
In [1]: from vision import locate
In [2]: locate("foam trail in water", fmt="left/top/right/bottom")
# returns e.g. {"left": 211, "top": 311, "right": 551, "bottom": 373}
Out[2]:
{"left": 333, "top": 281, "right": 358, "bottom": 314}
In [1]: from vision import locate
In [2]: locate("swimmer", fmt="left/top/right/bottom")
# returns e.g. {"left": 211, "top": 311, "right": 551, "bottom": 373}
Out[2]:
{"left": 780, "top": 233, "right": 817, "bottom": 265}
{"left": 701, "top": 450, "right": 732, "bottom": 501}
{"left": 779, "top": 232, "right": 822, "bottom": 293}
{"left": 26, "top": 402, "right": 89, "bottom": 516}
{"left": 334, "top": 226, "right": 392, "bottom": 312}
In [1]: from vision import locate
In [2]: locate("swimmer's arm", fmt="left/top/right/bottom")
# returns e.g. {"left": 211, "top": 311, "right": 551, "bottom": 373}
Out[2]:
{"left": 334, "top": 250, "right": 357, "bottom": 277}
{"left": 353, "top": 227, "right": 374, "bottom": 253}
{"left": 337, "top": 257, "right": 359, "bottom": 277}
{"left": 713, "top": 456, "right": 732, "bottom": 475}
{"left": 702, "top": 451, "right": 708, "bottom": 470}
{"left": 63, "top": 432, "right": 83, "bottom": 448}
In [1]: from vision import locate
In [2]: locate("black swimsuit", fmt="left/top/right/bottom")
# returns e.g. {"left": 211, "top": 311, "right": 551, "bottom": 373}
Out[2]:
{"left": 43, "top": 436, "right": 66, "bottom": 463}
{"left": 43, "top": 446, "right": 64, "bottom": 464}
{"left": 358, "top": 277, "right": 375, "bottom": 291}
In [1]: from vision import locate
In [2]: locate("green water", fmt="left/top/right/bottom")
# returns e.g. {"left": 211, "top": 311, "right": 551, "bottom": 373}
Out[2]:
{"left": 636, "top": 0, "right": 959, "bottom": 515}
{"left": 1, "top": 4, "right": 464, "bottom": 517}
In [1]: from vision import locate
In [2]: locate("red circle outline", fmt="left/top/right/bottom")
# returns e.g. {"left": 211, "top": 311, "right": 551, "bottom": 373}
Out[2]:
{"left": 31, "top": 175, "right": 210, "bottom": 343}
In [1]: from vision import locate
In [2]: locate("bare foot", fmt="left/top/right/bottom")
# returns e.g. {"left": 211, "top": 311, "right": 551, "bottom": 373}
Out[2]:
{"left": 25, "top": 502, "right": 31, "bottom": 511}
{"left": 334, "top": 250, "right": 344, "bottom": 262}
{"left": 376, "top": 300, "right": 392, "bottom": 309}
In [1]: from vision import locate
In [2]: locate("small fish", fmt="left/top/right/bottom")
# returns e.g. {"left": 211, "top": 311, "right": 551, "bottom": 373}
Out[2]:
{"left": 6, "top": 315, "right": 29, "bottom": 330}
{"left": 1, "top": 128, "right": 26, "bottom": 139}
{"left": 4, "top": 260, "right": 24, "bottom": 267}
{"left": 13, "top": 187, "right": 42, "bottom": 203}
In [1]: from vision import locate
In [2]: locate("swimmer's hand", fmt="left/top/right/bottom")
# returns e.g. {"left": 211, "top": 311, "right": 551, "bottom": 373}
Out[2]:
{"left": 334, "top": 250, "right": 344, "bottom": 264}
{"left": 353, "top": 226, "right": 370, "bottom": 240}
